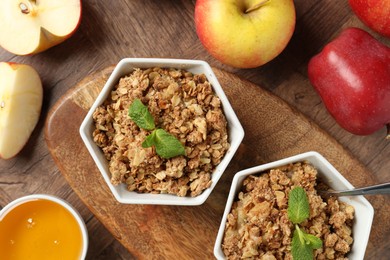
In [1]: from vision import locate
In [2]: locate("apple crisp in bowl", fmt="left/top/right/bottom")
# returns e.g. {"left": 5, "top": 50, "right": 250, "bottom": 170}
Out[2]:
{"left": 214, "top": 152, "right": 374, "bottom": 260}
{"left": 80, "top": 58, "right": 244, "bottom": 205}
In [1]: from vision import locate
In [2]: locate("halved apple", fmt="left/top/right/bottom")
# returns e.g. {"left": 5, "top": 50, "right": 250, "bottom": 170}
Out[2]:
{"left": 0, "top": 62, "right": 43, "bottom": 159}
{"left": 0, "top": 0, "right": 82, "bottom": 55}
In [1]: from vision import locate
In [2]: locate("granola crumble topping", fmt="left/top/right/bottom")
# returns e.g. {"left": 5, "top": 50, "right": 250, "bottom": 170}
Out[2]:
{"left": 92, "top": 67, "right": 230, "bottom": 197}
{"left": 222, "top": 162, "right": 354, "bottom": 259}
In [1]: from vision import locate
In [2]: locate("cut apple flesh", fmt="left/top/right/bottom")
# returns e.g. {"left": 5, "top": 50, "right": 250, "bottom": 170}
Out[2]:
{"left": 0, "top": 62, "right": 43, "bottom": 159}
{"left": 0, "top": 0, "right": 81, "bottom": 55}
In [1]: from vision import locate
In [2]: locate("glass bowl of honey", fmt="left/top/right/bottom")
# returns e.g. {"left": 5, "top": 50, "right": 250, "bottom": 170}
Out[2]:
{"left": 0, "top": 194, "right": 88, "bottom": 260}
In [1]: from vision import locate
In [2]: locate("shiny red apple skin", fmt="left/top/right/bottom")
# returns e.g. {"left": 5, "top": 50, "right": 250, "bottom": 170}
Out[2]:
{"left": 308, "top": 27, "right": 390, "bottom": 136}
{"left": 348, "top": 0, "right": 390, "bottom": 38}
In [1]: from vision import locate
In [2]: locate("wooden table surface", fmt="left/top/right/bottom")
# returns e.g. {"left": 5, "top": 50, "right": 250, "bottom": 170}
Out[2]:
{"left": 0, "top": 1, "right": 389, "bottom": 259}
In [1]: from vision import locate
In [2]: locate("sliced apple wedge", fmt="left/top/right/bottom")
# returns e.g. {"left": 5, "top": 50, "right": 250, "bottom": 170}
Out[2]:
{"left": 0, "top": 62, "right": 43, "bottom": 159}
{"left": 0, "top": 0, "right": 82, "bottom": 55}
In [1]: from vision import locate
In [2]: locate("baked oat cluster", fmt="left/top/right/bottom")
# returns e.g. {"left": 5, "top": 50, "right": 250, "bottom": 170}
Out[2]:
{"left": 92, "top": 67, "right": 230, "bottom": 197}
{"left": 222, "top": 162, "right": 354, "bottom": 260}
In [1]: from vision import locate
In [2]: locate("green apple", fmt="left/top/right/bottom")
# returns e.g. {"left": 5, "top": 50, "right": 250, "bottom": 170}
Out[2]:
{"left": 0, "top": 62, "right": 43, "bottom": 159}
{"left": 195, "top": 0, "right": 296, "bottom": 68}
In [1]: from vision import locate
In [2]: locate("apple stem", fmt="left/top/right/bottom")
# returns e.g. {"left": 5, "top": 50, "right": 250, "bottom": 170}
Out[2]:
{"left": 386, "top": 124, "right": 390, "bottom": 140}
{"left": 245, "top": 0, "right": 270, "bottom": 13}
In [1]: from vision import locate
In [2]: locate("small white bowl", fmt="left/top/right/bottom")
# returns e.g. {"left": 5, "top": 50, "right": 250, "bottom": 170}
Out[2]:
{"left": 214, "top": 151, "right": 374, "bottom": 260}
{"left": 80, "top": 58, "right": 245, "bottom": 205}
{"left": 0, "top": 194, "right": 88, "bottom": 260}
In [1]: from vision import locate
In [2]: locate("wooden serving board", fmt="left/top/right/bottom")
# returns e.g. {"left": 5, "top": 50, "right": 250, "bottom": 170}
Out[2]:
{"left": 45, "top": 67, "right": 389, "bottom": 259}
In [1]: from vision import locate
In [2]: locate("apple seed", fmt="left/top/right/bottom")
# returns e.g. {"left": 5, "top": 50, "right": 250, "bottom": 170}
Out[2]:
{"left": 19, "top": 3, "right": 30, "bottom": 14}
{"left": 245, "top": 0, "right": 270, "bottom": 13}
{"left": 19, "top": 1, "right": 36, "bottom": 15}
{"left": 0, "top": 101, "right": 4, "bottom": 109}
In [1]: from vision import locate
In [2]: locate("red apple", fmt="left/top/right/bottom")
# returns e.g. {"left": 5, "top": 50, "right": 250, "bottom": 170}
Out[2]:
{"left": 348, "top": 0, "right": 390, "bottom": 38}
{"left": 0, "top": 62, "right": 43, "bottom": 159}
{"left": 0, "top": 0, "right": 82, "bottom": 55}
{"left": 194, "top": 0, "right": 296, "bottom": 68}
{"left": 308, "top": 27, "right": 390, "bottom": 138}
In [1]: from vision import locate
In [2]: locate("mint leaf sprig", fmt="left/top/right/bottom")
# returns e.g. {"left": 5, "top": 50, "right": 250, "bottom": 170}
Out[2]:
{"left": 142, "top": 128, "right": 185, "bottom": 159}
{"left": 128, "top": 98, "right": 185, "bottom": 159}
{"left": 128, "top": 99, "right": 155, "bottom": 130}
{"left": 288, "top": 187, "right": 323, "bottom": 260}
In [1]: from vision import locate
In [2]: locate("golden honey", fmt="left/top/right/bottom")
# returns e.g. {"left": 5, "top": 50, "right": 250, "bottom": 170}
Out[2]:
{"left": 0, "top": 198, "right": 84, "bottom": 260}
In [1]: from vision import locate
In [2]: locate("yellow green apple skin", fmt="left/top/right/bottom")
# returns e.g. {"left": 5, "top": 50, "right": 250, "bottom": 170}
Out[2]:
{"left": 195, "top": 0, "right": 296, "bottom": 68}
{"left": 0, "top": 0, "right": 82, "bottom": 55}
{"left": 0, "top": 62, "right": 43, "bottom": 159}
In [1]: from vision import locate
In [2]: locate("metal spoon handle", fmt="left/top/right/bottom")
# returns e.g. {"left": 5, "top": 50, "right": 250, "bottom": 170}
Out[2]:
{"left": 327, "top": 182, "right": 390, "bottom": 196}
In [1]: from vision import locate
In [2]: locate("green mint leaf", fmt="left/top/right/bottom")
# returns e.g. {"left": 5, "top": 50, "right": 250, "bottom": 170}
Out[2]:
{"left": 304, "top": 233, "right": 323, "bottom": 249}
{"left": 288, "top": 187, "right": 310, "bottom": 224}
{"left": 142, "top": 130, "right": 156, "bottom": 148}
{"left": 142, "top": 129, "right": 185, "bottom": 159}
{"left": 292, "top": 226, "right": 314, "bottom": 260}
{"left": 128, "top": 99, "right": 155, "bottom": 130}
{"left": 153, "top": 129, "right": 186, "bottom": 159}
{"left": 289, "top": 189, "right": 323, "bottom": 260}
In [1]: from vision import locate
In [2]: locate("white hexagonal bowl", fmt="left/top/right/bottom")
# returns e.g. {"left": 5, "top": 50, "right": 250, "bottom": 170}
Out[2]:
{"left": 79, "top": 58, "right": 244, "bottom": 206}
{"left": 214, "top": 151, "right": 374, "bottom": 260}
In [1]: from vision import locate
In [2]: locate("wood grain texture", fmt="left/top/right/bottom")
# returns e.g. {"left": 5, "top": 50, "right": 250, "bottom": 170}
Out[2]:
{"left": 45, "top": 67, "right": 390, "bottom": 259}
{"left": 0, "top": 0, "right": 389, "bottom": 259}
